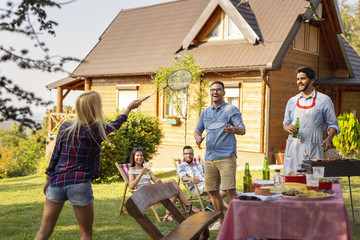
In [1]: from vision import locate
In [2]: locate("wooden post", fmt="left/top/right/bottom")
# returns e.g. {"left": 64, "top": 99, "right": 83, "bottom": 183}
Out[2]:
{"left": 85, "top": 78, "right": 92, "bottom": 91}
{"left": 57, "top": 87, "right": 63, "bottom": 113}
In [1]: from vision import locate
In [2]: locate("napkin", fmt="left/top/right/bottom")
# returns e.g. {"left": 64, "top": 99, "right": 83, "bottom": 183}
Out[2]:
{"left": 238, "top": 192, "right": 282, "bottom": 201}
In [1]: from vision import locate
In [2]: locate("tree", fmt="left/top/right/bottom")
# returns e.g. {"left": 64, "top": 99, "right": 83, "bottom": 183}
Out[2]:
{"left": 153, "top": 54, "right": 209, "bottom": 145}
{"left": 0, "top": 0, "right": 78, "bottom": 129}
{"left": 339, "top": 0, "right": 360, "bottom": 53}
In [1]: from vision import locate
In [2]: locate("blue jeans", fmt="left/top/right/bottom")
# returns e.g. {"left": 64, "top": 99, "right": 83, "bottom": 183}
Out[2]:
{"left": 46, "top": 181, "right": 94, "bottom": 206}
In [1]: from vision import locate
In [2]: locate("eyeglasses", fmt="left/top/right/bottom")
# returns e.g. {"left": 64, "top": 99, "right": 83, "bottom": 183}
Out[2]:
{"left": 183, "top": 153, "right": 194, "bottom": 155}
{"left": 210, "top": 88, "right": 223, "bottom": 93}
{"left": 133, "top": 147, "right": 143, "bottom": 151}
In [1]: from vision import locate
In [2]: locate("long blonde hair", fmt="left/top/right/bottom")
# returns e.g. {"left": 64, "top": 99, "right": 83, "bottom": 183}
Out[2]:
{"left": 64, "top": 91, "right": 111, "bottom": 146}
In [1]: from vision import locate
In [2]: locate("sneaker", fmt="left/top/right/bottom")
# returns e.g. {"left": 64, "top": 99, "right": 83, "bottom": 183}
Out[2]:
{"left": 206, "top": 203, "right": 214, "bottom": 212}
{"left": 209, "top": 221, "right": 221, "bottom": 231}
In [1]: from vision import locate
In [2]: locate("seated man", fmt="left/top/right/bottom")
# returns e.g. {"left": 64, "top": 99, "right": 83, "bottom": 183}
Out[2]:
{"left": 176, "top": 146, "right": 228, "bottom": 211}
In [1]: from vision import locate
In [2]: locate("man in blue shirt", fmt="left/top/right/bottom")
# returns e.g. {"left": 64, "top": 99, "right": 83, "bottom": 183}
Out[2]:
{"left": 283, "top": 67, "right": 340, "bottom": 175}
{"left": 195, "top": 81, "right": 245, "bottom": 230}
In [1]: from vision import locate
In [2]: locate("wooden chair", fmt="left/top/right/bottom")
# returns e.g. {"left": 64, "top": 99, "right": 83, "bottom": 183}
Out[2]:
{"left": 125, "top": 182, "right": 221, "bottom": 240}
{"left": 115, "top": 162, "right": 161, "bottom": 222}
{"left": 173, "top": 157, "right": 208, "bottom": 211}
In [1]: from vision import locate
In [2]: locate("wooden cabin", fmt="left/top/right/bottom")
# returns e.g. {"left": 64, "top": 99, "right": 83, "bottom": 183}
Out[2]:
{"left": 46, "top": 0, "right": 360, "bottom": 168}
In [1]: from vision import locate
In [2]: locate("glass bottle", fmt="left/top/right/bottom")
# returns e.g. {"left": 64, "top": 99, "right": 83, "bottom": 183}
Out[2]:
{"left": 274, "top": 169, "right": 281, "bottom": 189}
{"left": 292, "top": 117, "right": 300, "bottom": 138}
{"left": 243, "top": 162, "right": 252, "bottom": 192}
{"left": 262, "top": 157, "right": 270, "bottom": 180}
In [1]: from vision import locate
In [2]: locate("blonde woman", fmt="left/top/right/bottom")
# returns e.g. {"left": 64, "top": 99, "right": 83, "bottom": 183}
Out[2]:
{"left": 35, "top": 91, "right": 142, "bottom": 240}
{"left": 128, "top": 148, "right": 201, "bottom": 222}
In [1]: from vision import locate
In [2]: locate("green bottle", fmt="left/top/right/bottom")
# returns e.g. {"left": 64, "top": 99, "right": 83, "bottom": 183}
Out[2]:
{"left": 243, "top": 162, "right": 252, "bottom": 192}
{"left": 262, "top": 157, "right": 270, "bottom": 180}
{"left": 292, "top": 117, "right": 300, "bottom": 138}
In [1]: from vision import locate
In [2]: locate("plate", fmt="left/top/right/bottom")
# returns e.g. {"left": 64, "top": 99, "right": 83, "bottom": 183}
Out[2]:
{"left": 252, "top": 179, "right": 274, "bottom": 186}
{"left": 325, "top": 177, "right": 341, "bottom": 183}
{"left": 281, "top": 193, "right": 335, "bottom": 200}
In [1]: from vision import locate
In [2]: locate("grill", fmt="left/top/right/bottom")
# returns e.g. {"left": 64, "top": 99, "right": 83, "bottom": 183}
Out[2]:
{"left": 301, "top": 159, "right": 360, "bottom": 229}
{"left": 301, "top": 159, "right": 360, "bottom": 177}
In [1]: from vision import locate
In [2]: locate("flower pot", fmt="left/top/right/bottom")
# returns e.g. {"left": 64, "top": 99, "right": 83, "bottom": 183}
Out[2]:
{"left": 274, "top": 153, "right": 284, "bottom": 165}
{"left": 166, "top": 118, "right": 179, "bottom": 125}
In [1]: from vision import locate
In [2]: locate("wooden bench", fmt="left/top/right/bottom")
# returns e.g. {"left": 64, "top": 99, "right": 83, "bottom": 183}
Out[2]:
{"left": 125, "top": 182, "right": 221, "bottom": 240}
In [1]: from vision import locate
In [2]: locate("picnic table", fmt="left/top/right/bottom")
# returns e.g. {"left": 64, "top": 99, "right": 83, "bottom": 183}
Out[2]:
{"left": 217, "top": 183, "right": 354, "bottom": 240}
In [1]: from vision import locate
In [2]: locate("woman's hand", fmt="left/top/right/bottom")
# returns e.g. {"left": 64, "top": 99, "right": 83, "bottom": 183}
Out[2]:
{"left": 154, "top": 179, "right": 162, "bottom": 184}
{"left": 43, "top": 176, "right": 50, "bottom": 195}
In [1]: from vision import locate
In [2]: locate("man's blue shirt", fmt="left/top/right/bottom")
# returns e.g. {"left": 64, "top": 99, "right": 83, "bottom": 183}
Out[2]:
{"left": 195, "top": 101, "right": 245, "bottom": 160}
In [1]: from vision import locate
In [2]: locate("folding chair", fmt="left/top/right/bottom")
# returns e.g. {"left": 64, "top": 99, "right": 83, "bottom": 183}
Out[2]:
{"left": 115, "top": 162, "right": 161, "bottom": 222}
{"left": 173, "top": 156, "right": 208, "bottom": 211}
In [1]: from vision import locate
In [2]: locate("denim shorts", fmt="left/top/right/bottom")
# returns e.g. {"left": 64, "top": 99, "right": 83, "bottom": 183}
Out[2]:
{"left": 46, "top": 181, "right": 94, "bottom": 206}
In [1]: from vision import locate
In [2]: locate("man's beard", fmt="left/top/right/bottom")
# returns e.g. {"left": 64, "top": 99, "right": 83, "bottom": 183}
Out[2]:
{"left": 299, "top": 81, "right": 311, "bottom": 92}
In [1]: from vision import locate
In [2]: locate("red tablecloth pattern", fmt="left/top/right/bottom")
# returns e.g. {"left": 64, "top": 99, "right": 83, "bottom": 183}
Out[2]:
{"left": 217, "top": 183, "right": 354, "bottom": 240}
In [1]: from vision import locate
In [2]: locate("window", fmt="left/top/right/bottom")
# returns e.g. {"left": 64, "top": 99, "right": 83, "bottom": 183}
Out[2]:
{"left": 293, "top": 22, "right": 319, "bottom": 54}
{"left": 224, "top": 87, "right": 240, "bottom": 108}
{"left": 163, "top": 90, "right": 187, "bottom": 118}
{"left": 117, "top": 85, "right": 139, "bottom": 111}
{"left": 200, "top": 10, "right": 245, "bottom": 42}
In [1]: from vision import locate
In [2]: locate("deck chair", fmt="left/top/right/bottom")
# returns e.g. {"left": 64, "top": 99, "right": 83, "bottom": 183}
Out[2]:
{"left": 125, "top": 182, "right": 221, "bottom": 240}
{"left": 173, "top": 156, "right": 208, "bottom": 211}
{"left": 115, "top": 162, "right": 161, "bottom": 222}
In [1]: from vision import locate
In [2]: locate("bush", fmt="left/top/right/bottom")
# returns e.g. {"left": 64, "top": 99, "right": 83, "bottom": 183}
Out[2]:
{"left": 333, "top": 113, "right": 360, "bottom": 157}
{"left": 98, "top": 111, "right": 163, "bottom": 182}
{"left": 0, "top": 121, "right": 47, "bottom": 178}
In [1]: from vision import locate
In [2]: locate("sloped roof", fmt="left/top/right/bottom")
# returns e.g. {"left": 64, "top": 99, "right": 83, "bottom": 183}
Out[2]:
{"left": 316, "top": 36, "right": 360, "bottom": 86}
{"left": 230, "top": 0, "right": 263, "bottom": 42}
{"left": 46, "top": 77, "right": 82, "bottom": 90}
{"left": 72, "top": 0, "right": 209, "bottom": 77}
{"left": 70, "top": 0, "right": 346, "bottom": 77}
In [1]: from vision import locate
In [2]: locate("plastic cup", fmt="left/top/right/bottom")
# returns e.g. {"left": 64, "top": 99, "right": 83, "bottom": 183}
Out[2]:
{"left": 312, "top": 166, "right": 325, "bottom": 179}
{"left": 306, "top": 174, "right": 319, "bottom": 190}
{"left": 193, "top": 176, "right": 200, "bottom": 184}
{"left": 143, "top": 163, "right": 150, "bottom": 173}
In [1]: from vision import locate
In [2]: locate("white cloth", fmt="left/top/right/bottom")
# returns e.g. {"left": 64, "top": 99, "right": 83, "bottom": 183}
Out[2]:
{"left": 283, "top": 92, "right": 323, "bottom": 175}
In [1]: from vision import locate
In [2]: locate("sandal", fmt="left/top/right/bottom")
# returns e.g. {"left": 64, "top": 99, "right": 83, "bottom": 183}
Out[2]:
{"left": 162, "top": 213, "right": 175, "bottom": 223}
{"left": 185, "top": 204, "right": 201, "bottom": 214}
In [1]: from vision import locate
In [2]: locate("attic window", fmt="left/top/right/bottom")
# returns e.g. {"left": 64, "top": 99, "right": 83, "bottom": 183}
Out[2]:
{"left": 199, "top": 10, "right": 245, "bottom": 42}
{"left": 293, "top": 22, "right": 319, "bottom": 54}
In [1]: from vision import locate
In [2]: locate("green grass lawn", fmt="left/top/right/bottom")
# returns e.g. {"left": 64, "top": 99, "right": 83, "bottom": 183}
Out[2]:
{"left": 0, "top": 170, "right": 359, "bottom": 240}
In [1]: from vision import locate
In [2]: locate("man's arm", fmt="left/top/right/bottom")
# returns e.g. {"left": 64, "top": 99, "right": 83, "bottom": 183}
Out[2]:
{"left": 321, "top": 128, "right": 337, "bottom": 152}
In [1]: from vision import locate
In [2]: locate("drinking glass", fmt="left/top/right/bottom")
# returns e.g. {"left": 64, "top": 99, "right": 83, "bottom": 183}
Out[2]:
{"left": 312, "top": 166, "right": 325, "bottom": 179}
{"left": 306, "top": 174, "right": 319, "bottom": 190}
{"left": 143, "top": 163, "right": 150, "bottom": 174}
{"left": 193, "top": 175, "right": 200, "bottom": 184}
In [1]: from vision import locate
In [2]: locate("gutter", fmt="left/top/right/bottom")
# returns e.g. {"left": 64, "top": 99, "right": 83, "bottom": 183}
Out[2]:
{"left": 260, "top": 67, "right": 271, "bottom": 158}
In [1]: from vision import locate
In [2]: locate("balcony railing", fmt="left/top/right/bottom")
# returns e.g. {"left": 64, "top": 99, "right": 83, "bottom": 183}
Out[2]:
{"left": 48, "top": 110, "right": 75, "bottom": 137}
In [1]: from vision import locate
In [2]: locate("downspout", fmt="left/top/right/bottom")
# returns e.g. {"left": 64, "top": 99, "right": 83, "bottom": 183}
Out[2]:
{"left": 260, "top": 68, "right": 271, "bottom": 158}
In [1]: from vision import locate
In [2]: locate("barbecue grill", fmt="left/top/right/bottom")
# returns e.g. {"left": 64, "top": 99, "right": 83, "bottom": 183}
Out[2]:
{"left": 301, "top": 159, "right": 360, "bottom": 228}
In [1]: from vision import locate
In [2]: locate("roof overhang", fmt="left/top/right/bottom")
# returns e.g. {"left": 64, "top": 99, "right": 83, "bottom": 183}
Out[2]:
{"left": 46, "top": 77, "right": 84, "bottom": 90}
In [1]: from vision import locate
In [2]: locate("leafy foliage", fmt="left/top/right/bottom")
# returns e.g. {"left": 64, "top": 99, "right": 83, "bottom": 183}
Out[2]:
{"left": 339, "top": 0, "right": 360, "bottom": 53}
{"left": 0, "top": 119, "right": 48, "bottom": 178}
{"left": 0, "top": 0, "right": 79, "bottom": 129}
{"left": 153, "top": 54, "right": 209, "bottom": 144}
{"left": 333, "top": 113, "right": 360, "bottom": 157}
{"left": 98, "top": 111, "right": 163, "bottom": 182}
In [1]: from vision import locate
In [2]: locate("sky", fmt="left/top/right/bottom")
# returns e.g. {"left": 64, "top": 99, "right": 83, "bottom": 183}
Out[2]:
{"left": 1, "top": 0, "right": 172, "bottom": 119}
{"left": 1, "top": 0, "right": 358, "bottom": 120}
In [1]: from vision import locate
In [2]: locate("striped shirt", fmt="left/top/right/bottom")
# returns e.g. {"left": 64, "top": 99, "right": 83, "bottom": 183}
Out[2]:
{"left": 128, "top": 168, "right": 152, "bottom": 189}
{"left": 46, "top": 114, "right": 128, "bottom": 187}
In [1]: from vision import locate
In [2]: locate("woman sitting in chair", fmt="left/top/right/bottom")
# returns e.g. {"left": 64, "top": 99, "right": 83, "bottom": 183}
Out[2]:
{"left": 128, "top": 148, "right": 201, "bottom": 222}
